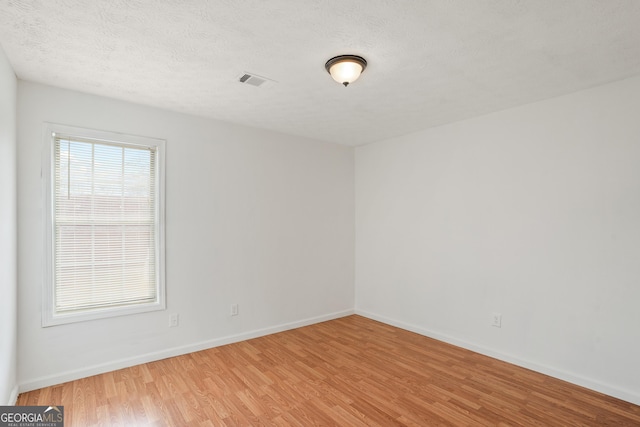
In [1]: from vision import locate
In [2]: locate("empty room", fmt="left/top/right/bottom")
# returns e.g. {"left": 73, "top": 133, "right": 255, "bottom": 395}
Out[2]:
{"left": 1, "top": 1, "right": 640, "bottom": 425}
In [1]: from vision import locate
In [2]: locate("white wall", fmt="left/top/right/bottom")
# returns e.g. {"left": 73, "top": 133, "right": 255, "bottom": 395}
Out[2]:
{"left": 0, "top": 47, "right": 18, "bottom": 404}
{"left": 355, "top": 75, "right": 640, "bottom": 405}
{"left": 17, "top": 82, "right": 354, "bottom": 390}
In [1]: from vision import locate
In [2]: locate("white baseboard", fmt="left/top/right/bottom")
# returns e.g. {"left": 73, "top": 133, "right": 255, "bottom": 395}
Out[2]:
{"left": 7, "top": 384, "right": 19, "bottom": 405}
{"left": 19, "top": 309, "right": 354, "bottom": 393}
{"left": 355, "top": 309, "right": 640, "bottom": 406}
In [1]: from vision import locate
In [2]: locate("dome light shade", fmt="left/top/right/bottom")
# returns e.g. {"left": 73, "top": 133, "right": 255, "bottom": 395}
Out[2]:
{"left": 325, "top": 55, "right": 367, "bottom": 87}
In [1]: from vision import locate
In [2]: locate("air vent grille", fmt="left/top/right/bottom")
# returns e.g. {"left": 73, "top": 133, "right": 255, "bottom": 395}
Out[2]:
{"left": 237, "top": 72, "right": 275, "bottom": 88}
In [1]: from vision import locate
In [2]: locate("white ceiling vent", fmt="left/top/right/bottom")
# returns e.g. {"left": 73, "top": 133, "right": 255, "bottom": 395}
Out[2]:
{"left": 237, "top": 72, "right": 276, "bottom": 88}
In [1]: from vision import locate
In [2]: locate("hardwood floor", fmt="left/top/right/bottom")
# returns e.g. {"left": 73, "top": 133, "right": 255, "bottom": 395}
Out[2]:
{"left": 17, "top": 315, "right": 640, "bottom": 426}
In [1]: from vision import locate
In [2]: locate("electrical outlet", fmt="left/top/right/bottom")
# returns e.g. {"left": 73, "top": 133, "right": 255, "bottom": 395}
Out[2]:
{"left": 230, "top": 304, "right": 239, "bottom": 316}
{"left": 492, "top": 312, "right": 502, "bottom": 328}
{"left": 169, "top": 313, "right": 179, "bottom": 327}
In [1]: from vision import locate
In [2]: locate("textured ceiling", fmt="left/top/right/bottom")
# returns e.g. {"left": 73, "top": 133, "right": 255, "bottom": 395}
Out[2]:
{"left": 1, "top": 1, "right": 640, "bottom": 146}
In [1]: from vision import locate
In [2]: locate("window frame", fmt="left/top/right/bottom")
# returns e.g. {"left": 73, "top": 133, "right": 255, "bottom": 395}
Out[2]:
{"left": 42, "top": 123, "right": 166, "bottom": 327}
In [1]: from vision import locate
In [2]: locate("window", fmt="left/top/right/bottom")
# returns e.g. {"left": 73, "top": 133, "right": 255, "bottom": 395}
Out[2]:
{"left": 43, "top": 124, "right": 165, "bottom": 326}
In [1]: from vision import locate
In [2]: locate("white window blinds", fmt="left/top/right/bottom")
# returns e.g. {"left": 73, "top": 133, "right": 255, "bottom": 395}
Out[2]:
{"left": 52, "top": 134, "right": 159, "bottom": 316}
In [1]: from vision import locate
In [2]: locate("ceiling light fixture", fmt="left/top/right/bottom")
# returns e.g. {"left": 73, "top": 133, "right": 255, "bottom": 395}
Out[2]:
{"left": 325, "top": 55, "right": 367, "bottom": 87}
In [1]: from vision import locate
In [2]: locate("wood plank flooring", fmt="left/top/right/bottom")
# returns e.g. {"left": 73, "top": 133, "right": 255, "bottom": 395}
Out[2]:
{"left": 17, "top": 315, "right": 640, "bottom": 426}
